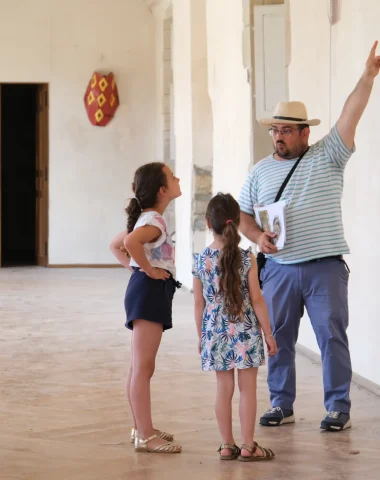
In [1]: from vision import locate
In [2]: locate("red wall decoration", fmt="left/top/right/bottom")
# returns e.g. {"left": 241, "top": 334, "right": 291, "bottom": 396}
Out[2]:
{"left": 84, "top": 72, "right": 120, "bottom": 127}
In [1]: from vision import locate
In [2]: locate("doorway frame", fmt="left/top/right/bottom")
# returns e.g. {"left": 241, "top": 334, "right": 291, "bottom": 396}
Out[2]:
{"left": 0, "top": 82, "right": 49, "bottom": 268}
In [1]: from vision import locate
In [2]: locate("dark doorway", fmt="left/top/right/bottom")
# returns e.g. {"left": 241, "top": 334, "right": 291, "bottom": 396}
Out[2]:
{"left": 0, "top": 84, "right": 48, "bottom": 267}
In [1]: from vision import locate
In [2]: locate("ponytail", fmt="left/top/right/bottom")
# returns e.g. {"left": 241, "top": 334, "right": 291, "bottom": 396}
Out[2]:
{"left": 125, "top": 197, "right": 142, "bottom": 233}
{"left": 219, "top": 222, "right": 243, "bottom": 321}
{"left": 205, "top": 193, "right": 243, "bottom": 322}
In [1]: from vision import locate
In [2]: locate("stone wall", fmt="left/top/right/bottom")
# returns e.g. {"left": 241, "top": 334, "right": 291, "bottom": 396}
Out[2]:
{"left": 192, "top": 165, "right": 212, "bottom": 233}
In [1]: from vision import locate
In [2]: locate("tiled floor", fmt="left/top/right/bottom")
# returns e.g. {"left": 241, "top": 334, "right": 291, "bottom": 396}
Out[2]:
{"left": 1, "top": 267, "right": 379, "bottom": 479}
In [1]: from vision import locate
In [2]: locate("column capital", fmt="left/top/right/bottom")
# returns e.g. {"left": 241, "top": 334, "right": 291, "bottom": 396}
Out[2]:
{"left": 142, "top": 0, "right": 172, "bottom": 17}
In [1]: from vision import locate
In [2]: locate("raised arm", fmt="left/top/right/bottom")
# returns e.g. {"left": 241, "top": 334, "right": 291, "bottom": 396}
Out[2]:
{"left": 337, "top": 41, "right": 380, "bottom": 150}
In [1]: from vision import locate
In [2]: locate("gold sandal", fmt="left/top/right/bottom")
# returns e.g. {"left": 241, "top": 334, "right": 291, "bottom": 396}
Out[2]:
{"left": 135, "top": 434, "right": 182, "bottom": 453}
{"left": 217, "top": 444, "right": 241, "bottom": 460}
{"left": 238, "top": 442, "right": 275, "bottom": 462}
{"left": 130, "top": 428, "right": 174, "bottom": 444}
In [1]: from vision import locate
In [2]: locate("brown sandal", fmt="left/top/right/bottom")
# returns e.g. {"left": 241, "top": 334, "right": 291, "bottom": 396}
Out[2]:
{"left": 238, "top": 441, "right": 275, "bottom": 462}
{"left": 217, "top": 444, "right": 241, "bottom": 460}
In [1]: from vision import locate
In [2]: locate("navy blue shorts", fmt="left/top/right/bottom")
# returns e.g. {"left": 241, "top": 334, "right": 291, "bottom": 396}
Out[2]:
{"left": 124, "top": 268, "right": 181, "bottom": 331}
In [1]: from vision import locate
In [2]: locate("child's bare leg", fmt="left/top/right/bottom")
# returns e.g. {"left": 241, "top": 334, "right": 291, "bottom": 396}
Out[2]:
{"left": 126, "top": 333, "right": 137, "bottom": 428}
{"left": 237, "top": 367, "right": 265, "bottom": 457}
{"left": 130, "top": 319, "right": 168, "bottom": 449}
{"left": 215, "top": 370, "right": 236, "bottom": 456}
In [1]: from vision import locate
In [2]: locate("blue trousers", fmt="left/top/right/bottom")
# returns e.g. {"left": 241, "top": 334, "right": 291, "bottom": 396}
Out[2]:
{"left": 261, "top": 257, "right": 352, "bottom": 413}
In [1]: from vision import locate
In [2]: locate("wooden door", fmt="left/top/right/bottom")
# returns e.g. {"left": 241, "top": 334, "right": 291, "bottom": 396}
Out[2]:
{"left": 36, "top": 84, "right": 49, "bottom": 267}
{"left": 0, "top": 85, "right": 2, "bottom": 267}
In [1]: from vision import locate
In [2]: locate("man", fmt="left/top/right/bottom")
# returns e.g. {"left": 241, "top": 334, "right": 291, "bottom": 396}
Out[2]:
{"left": 239, "top": 42, "right": 380, "bottom": 431}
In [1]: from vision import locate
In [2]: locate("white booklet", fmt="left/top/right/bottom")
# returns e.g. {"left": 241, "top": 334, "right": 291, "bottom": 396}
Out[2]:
{"left": 253, "top": 200, "right": 287, "bottom": 250}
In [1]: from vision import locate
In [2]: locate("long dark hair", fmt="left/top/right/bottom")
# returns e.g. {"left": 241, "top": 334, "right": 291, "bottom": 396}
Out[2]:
{"left": 206, "top": 193, "right": 242, "bottom": 321}
{"left": 125, "top": 162, "right": 167, "bottom": 233}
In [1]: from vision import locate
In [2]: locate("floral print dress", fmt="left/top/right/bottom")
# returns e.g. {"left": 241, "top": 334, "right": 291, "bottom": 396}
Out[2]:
{"left": 192, "top": 247, "right": 265, "bottom": 371}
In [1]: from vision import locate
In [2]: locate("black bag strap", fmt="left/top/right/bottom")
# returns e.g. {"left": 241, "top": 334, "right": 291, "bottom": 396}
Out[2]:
{"left": 274, "top": 147, "right": 309, "bottom": 202}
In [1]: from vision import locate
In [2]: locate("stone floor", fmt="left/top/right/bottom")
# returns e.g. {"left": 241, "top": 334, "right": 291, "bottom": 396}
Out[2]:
{"left": 1, "top": 267, "right": 380, "bottom": 480}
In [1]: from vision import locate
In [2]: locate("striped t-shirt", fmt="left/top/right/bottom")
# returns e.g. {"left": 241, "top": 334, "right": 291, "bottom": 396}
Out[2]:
{"left": 238, "top": 125, "right": 355, "bottom": 264}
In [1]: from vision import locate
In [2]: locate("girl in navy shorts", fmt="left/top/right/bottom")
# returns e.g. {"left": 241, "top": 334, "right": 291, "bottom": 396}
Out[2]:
{"left": 110, "top": 162, "right": 182, "bottom": 454}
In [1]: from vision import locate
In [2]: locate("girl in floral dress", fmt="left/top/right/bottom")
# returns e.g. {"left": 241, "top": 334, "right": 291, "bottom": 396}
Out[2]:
{"left": 192, "top": 193, "right": 278, "bottom": 462}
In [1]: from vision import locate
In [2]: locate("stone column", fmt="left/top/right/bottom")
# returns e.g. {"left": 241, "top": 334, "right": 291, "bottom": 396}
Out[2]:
{"left": 190, "top": 0, "right": 213, "bottom": 255}
{"left": 171, "top": 0, "right": 213, "bottom": 287}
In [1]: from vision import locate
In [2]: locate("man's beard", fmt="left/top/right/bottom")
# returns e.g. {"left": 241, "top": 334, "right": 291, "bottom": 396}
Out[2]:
{"left": 275, "top": 142, "right": 305, "bottom": 159}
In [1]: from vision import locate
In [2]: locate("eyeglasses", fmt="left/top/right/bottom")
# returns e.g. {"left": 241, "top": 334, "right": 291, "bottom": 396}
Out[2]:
{"left": 268, "top": 127, "right": 302, "bottom": 137}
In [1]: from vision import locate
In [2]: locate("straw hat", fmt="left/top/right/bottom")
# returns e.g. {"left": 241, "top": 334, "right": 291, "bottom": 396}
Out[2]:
{"left": 259, "top": 101, "right": 320, "bottom": 126}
